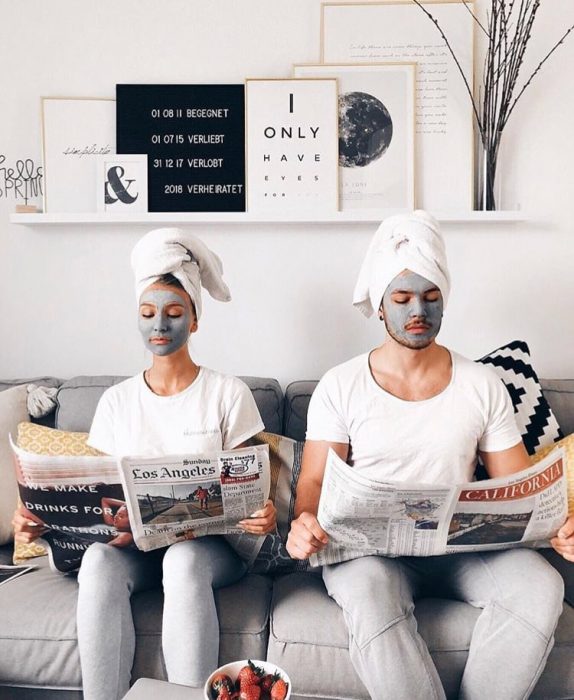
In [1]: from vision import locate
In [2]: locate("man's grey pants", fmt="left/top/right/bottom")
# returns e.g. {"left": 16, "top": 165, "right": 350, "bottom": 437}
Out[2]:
{"left": 323, "top": 548, "right": 564, "bottom": 700}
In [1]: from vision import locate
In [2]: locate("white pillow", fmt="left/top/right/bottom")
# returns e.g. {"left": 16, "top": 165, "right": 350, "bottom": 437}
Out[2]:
{"left": 0, "top": 385, "right": 30, "bottom": 544}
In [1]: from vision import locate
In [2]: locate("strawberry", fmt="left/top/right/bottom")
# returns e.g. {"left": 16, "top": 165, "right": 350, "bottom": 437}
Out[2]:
{"left": 260, "top": 674, "right": 275, "bottom": 693}
{"left": 218, "top": 690, "right": 232, "bottom": 700}
{"left": 210, "top": 673, "right": 234, "bottom": 699}
{"left": 270, "top": 678, "right": 288, "bottom": 700}
{"left": 237, "top": 660, "right": 263, "bottom": 689}
{"left": 239, "top": 686, "right": 261, "bottom": 700}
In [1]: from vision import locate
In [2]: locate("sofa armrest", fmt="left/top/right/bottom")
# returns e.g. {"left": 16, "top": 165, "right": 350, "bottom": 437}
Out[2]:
{"left": 541, "top": 548, "right": 574, "bottom": 606}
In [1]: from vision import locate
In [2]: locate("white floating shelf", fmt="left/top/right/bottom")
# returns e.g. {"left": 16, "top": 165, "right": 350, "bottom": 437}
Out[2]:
{"left": 9, "top": 210, "right": 525, "bottom": 225}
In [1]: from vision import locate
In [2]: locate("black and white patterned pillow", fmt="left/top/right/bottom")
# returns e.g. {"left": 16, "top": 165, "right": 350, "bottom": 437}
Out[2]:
{"left": 477, "top": 340, "right": 563, "bottom": 455}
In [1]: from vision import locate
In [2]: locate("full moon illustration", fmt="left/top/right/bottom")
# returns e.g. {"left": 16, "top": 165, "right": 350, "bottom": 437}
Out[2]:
{"left": 338, "top": 91, "right": 393, "bottom": 168}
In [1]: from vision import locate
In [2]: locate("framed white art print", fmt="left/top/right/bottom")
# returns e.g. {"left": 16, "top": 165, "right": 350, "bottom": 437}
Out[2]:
{"left": 294, "top": 63, "right": 415, "bottom": 210}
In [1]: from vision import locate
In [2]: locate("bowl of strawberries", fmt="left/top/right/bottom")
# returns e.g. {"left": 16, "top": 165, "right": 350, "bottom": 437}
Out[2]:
{"left": 204, "top": 659, "right": 291, "bottom": 700}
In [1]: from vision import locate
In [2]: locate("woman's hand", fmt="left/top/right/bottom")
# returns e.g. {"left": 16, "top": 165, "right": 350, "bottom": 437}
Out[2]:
{"left": 108, "top": 532, "right": 134, "bottom": 548}
{"left": 551, "top": 513, "right": 574, "bottom": 562}
{"left": 12, "top": 505, "right": 47, "bottom": 544}
{"left": 239, "top": 499, "right": 277, "bottom": 535}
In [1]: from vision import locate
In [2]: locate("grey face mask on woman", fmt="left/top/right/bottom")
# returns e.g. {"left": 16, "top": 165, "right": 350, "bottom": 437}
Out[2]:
{"left": 138, "top": 288, "right": 194, "bottom": 356}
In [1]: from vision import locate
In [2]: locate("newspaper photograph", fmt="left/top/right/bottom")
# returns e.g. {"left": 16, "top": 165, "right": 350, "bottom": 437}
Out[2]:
{"left": 311, "top": 446, "right": 568, "bottom": 566}
{"left": 119, "top": 444, "right": 270, "bottom": 564}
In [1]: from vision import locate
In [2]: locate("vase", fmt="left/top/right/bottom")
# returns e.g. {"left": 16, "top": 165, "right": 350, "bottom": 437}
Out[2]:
{"left": 477, "top": 140, "right": 502, "bottom": 211}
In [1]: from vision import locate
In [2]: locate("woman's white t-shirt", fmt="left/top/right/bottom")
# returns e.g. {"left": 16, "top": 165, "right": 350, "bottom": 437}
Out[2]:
{"left": 88, "top": 367, "right": 264, "bottom": 457}
{"left": 306, "top": 351, "right": 521, "bottom": 484}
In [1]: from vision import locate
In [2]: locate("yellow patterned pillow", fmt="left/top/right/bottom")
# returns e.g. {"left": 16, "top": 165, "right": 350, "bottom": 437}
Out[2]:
{"left": 531, "top": 433, "right": 574, "bottom": 515}
{"left": 16, "top": 422, "right": 103, "bottom": 456}
{"left": 13, "top": 423, "right": 103, "bottom": 564}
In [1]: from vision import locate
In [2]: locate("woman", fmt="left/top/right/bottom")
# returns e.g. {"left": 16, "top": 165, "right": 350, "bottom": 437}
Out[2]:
{"left": 14, "top": 227, "right": 276, "bottom": 699}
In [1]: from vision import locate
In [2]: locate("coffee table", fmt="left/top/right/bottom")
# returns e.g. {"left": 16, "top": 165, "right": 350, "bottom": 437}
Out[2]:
{"left": 123, "top": 678, "right": 204, "bottom": 699}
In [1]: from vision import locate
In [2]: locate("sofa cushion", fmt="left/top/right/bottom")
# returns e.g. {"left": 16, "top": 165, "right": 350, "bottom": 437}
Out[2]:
{"left": 540, "top": 379, "right": 574, "bottom": 437}
{"left": 0, "top": 385, "right": 30, "bottom": 545}
{"left": 251, "top": 432, "right": 306, "bottom": 574}
{"left": 0, "top": 554, "right": 272, "bottom": 691}
{"left": 267, "top": 572, "right": 574, "bottom": 700}
{"left": 55, "top": 375, "right": 283, "bottom": 435}
{"left": 477, "top": 340, "right": 563, "bottom": 455}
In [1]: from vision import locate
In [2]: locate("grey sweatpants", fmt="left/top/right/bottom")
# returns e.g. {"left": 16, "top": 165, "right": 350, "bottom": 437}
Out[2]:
{"left": 76, "top": 536, "right": 247, "bottom": 700}
{"left": 323, "top": 548, "right": 564, "bottom": 700}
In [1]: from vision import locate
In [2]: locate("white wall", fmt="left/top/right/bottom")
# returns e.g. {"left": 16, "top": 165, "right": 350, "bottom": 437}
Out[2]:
{"left": 1, "top": 0, "right": 574, "bottom": 386}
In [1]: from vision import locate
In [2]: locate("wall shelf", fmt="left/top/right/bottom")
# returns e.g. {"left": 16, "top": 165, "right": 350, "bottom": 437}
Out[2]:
{"left": 9, "top": 210, "right": 525, "bottom": 226}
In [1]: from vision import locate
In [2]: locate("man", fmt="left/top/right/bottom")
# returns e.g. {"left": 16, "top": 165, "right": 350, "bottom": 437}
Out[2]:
{"left": 287, "top": 211, "right": 574, "bottom": 700}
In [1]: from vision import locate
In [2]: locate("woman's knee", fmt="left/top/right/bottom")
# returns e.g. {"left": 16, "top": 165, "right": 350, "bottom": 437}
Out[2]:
{"left": 163, "top": 539, "right": 214, "bottom": 584}
{"left": 78, "top": 543, "right": 124, "bottom": 592}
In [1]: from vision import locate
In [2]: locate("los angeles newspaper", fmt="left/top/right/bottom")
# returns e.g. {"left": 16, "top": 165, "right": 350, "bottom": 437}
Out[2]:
{"left": 11, "top": 439, "right": 270, "bottom": 572}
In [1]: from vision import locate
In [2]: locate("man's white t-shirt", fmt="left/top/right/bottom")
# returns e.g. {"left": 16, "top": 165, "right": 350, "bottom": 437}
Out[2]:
{"left": 88, "top": 367, "right": 264, "bottom": 457}
{"left": 306, "top": 351, "right": 522, "bottom": 484}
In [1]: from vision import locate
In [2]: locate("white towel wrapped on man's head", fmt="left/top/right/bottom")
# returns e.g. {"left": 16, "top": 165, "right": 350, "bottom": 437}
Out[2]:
{"left": 131, "top": 227, "right": 231, "bottom": 319}
{"left": 353, "top": 210, "right": 451, "bottom": 318}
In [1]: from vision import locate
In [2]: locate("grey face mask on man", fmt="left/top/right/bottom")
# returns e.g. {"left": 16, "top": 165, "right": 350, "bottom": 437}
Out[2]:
{"left": 138, "top": 288, "right": 195, "bottom": 356}
{"left": 380, "top": 270, "right": 443, "bottom": 350}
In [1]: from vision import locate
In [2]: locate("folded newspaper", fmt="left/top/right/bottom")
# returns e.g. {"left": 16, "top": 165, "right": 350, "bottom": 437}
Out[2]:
{"left": 11, "top": 438, "right": 270, "bottom": 573}
{"left": 311, "top": 446, "right": 568, "bottom": 566}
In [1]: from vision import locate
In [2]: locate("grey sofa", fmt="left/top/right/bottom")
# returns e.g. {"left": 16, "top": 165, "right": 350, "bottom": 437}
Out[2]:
{"left": 0, "top": 375, "right": 573, "bottom": 700}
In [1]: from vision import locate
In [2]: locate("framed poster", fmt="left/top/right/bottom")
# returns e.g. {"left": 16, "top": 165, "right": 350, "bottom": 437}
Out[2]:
{"left": 41, "top": 97, "right": 115, "bottom": 213}
{"left": 96, "top": 154, "right": 148, "bottom": 213}
{"left": 116, "top": 84, "right": 245, "bottom": 212}
{"left": 245, "top": 79, "right": 339, "bottom": 213}
{"left": 321, "top": 1, "right": 474, "bottom": 211}
{"left": 294, "top": 63, "right": 415, "bottom": 210}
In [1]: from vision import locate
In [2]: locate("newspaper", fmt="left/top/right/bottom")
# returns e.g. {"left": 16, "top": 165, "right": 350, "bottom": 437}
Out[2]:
{"left": 311, "top": 446, "right": 568, "bottom": 566}
{"left": 11, "top": 439, "right": 122, "bottom": 573}
{"left": 119, "top": 445, "right": 270, "bottom": 564}
{"left": 11, "top": 438, "right": 270, "bottom": 572}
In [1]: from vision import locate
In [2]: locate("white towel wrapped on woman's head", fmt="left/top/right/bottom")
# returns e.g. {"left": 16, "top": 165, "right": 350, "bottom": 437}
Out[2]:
{"left": 353, "top": 210, "right": 450, "bottom": 318}
{"left": 130, "top": 227, "right": 231, "bottom": 319}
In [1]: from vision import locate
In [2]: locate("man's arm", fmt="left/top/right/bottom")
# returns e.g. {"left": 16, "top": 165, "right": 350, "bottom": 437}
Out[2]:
{"left": 286, "top": 439, "right": 348, "bottom": 559}
{"left": 479, "top": 442, "right": 529, "bottom": 478}
{"left": 482, "top": 442, "right": 574, "bottom": 561}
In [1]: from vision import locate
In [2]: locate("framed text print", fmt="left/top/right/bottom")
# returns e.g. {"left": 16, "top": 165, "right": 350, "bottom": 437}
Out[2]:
{"left": 96, "top": 154, "right": 148, "bottom": 213}
{"left": 116, "top": 84, "right": 245, "bottom": 212}
{"left": 41, "top": 97, "right": 115, "bottom": 213}
{"left": 246, "top": 79, "right": 339, "bottom": 213}
{"left": 294, "top": 63, "right": 415, "bottom": 210}
{"left": 321, "top": 1, "right": 474, "bottom": 211}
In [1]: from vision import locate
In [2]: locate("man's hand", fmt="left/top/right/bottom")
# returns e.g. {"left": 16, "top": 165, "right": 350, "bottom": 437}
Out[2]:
{"left": 239, "top": 499, "right": 277, "bottom": 535}
{"left": 12, "top": 505, "right": 47, "bottom": 544}
{"left": 551, "top": 513, "right": 574, "bottom": 562}
{"left": 286, "top": 511, "right": 329, "bottom": 560}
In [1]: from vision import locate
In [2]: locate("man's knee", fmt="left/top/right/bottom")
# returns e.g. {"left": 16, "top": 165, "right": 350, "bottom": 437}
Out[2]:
{"left": 323, "top": 556, "right": 413, "bottom": 643}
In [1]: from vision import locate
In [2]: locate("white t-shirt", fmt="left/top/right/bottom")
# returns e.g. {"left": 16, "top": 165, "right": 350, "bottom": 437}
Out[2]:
{"left": 88, "top": 367, "right": 264, "bottom": 458}
{"left": 306, "top": 351, "right": 522, "bottom": 484}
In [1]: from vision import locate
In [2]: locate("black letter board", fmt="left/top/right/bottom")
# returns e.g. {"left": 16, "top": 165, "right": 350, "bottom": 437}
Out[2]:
{"left": 116, "top": 84, "right": 245, "bottom": 212}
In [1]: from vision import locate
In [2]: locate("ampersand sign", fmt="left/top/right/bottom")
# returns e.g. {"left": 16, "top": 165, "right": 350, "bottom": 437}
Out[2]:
{"left": 104, "top": 166, "right": 138, "bottom": 205}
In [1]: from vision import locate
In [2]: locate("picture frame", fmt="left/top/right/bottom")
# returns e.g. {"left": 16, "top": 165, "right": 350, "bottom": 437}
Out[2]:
{"left": 294, "top": 63, "right": 415, "bottom": 210}
{"left": 96, "top": 154, "right": 148, "bottom": 213}
{"left": 41, "top": 97, "right": 115, "bottom": 213}
{"left": 116, "top": 84, "right": 246, "bottom": 213}
{"left": 321, "top": 1, "right": 474, "bottom": 211}
{"left": 245, "top": 78, "right": 339, "bottom": 213}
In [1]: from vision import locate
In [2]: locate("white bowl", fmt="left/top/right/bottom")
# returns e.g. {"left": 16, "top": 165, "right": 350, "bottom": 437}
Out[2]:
{"left": 204, "top": 659, "right": 291, "bottom": 700}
